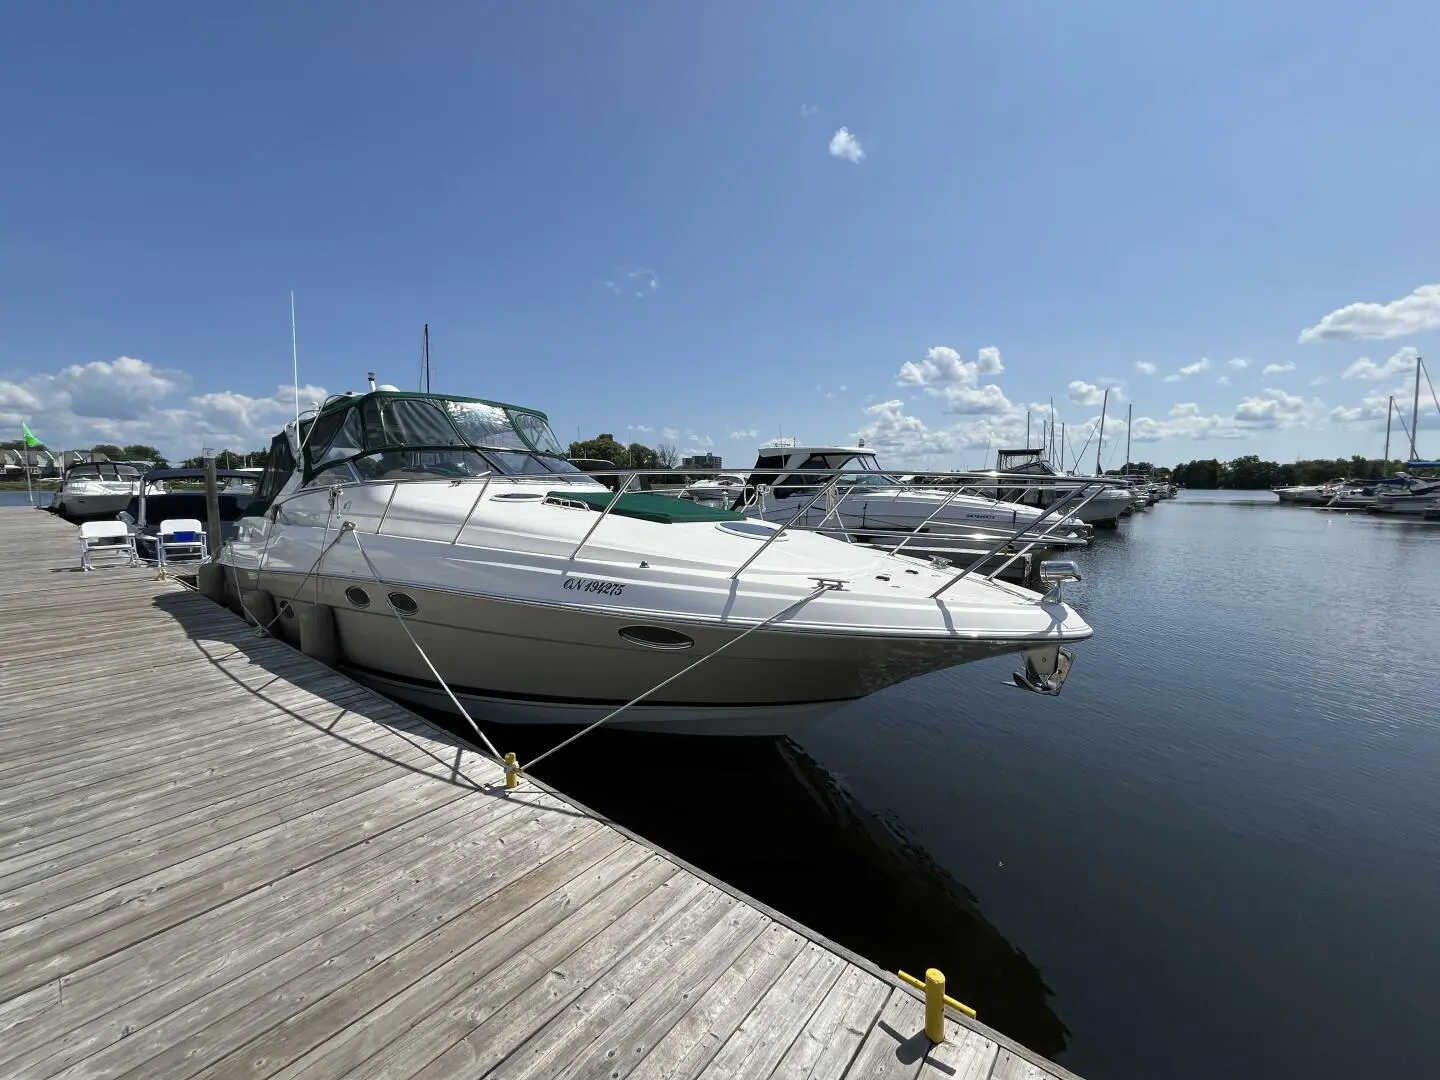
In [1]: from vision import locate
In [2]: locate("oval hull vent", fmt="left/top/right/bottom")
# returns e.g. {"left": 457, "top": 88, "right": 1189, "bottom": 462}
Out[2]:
{"left": 387, "top": 592, "right": 419, "bottom": 616}
{"left": 619, "top": 625, "right": 695, "bottom": 651}
{"left": 344, "top": 586, "right": 371, "bottom": 608}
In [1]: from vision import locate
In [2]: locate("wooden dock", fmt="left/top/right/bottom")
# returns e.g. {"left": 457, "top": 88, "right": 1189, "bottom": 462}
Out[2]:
{"left": 0, "top": 507, "right": 1079, "bottom": 1080}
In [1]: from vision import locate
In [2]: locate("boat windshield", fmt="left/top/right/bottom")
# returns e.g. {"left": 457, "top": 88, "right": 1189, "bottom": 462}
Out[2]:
{"left": 65, "top": 462, "right": 143, "bottom": 484}
{"left": 304, "top": 393, "right": 584, "bottom": 483}
{"left": 835, "top": 454, "right": 902, "bottom": 486}
{"left": 776, "top": 452, "right": 900, "bottom": 495}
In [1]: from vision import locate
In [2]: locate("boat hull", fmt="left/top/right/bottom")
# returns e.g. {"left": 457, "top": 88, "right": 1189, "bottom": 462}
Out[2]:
{"left": 52, "top": 491, "right": 135, "bottom": 522}
{"left": 228, "top": 567, "right": 1051, "bottom": 736}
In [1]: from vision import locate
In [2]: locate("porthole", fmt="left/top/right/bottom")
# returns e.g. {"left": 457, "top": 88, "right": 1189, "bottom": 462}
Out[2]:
{"left": 387, "top": 592, "right": 418, "bottom": 616}
{"left": 619, "top": 625, "right": 695, "bottom": 651}
{"left": 344, "top": 586, "right": 371, "bottom": 608}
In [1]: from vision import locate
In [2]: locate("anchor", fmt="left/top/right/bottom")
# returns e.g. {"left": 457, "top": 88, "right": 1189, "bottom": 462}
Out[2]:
{"left": 1012, "top": 644, "right": 1075, "bottom": 696}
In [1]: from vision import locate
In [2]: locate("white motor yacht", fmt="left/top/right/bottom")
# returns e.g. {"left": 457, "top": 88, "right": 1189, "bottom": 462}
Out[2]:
{"left": 981, "top": 449, "right": 1136, "bottom": 526}
{"left": 735, "top": 444, "right": 1092, "bottom": 553}
{"left": 216, "top": 387, "right": 1094, "bottom": 736}
{"left": 679, "top": 473, "right": 749, "bottom": 505}
{"left": 50, "top": 460, "right": 166, "bottom": 521}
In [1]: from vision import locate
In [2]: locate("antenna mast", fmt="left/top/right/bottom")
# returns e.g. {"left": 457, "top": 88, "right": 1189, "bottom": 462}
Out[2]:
{"left": 423, "top": 323, "right": 431, "bottom": 394}
{"left": 290, "top": 291, "right": 300, "bottom": 425}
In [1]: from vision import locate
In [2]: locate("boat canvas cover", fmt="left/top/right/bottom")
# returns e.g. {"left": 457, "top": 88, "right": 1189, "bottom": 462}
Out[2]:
{"left": 549, "top": 490, "right": 746, "bottom": 524}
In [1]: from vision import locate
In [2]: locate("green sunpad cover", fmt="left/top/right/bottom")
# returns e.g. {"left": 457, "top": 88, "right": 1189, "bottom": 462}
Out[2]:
{"left": 548, "top": 490, "right": 746, "bottom": 524}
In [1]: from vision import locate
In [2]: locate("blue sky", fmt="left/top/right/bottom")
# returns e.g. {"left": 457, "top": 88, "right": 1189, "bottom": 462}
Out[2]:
{"left": 3, "top": 1, "right": 1439, "bottom": 467}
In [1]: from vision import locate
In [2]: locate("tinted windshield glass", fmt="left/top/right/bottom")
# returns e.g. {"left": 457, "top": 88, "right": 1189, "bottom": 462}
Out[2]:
{"left": 485, "top": 451, "right": 584, "bottom": 477}
{"left": 363, "top": 397, "right": 466, "bottom": 449}
{"left": 446, "top": 401, "right": 529, "bottom": 450}
{"left": 510, "top": 411, "right": 565, "bottom": 455}
{"left": 352, "top": 449, "right": 493, "bottom": 480}
{"left": 836, "top": 454, "right": 899, "bottom": 485}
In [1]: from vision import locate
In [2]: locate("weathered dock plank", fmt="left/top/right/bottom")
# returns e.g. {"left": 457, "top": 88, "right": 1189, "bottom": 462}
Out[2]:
{"left": 0, "top": 508, "right": 1080, "bottom": 1080}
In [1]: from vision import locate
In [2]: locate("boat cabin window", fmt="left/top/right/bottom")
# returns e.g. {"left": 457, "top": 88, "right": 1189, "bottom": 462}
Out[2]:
{"left": 775, "top": 453, "right": 894, "bottom": 496}
{"left": 66, "top": 462, "right": 143, "bottom": 482}
{"left": 256, "top": 434, "right": 295, "bottom": 501}
{"left": 445, "top": 401, "right": 530, "bottom": 451}
{"left": 304, "top": 410, "right": 347, "bottom": 461}
{"left": 509, "top": 410, "right": 566, "bottom": 456}
{"left": 362, "top": 397, "right": 467, "bottom": 450}
{"left": 314, "top": 408, "right": 365, "bottom": 467}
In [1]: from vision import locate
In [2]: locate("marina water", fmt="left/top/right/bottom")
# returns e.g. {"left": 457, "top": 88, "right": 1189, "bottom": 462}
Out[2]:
{"left": 12, "top": 488, "right": 1436, "bottom": 1078}
{"left": 478, "top": 492, "right": 1440, "bottom": 1080}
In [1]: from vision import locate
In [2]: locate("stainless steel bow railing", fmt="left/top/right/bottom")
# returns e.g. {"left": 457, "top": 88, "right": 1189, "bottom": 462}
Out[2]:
{"left": 269, "top": 463, "right": 1128, "bottom": 598}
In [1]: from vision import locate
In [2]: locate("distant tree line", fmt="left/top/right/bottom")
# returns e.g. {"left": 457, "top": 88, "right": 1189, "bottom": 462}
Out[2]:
{"left": 566, "top": 434, "right": 680, "bottom": 470}
{"left": 0, "top": 440, "right": 167, "bottom": 463}
{"left": 176, "top": 449, "right": 270, "bottom": 470}
{"left": 1172, "top": 455, "right": 1405, "bottom": 490}
{"left": 565, "top": 434, "right": 700, "bottom": 487}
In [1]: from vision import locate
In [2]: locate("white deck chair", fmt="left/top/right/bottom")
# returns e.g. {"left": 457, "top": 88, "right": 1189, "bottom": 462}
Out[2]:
{"left": 154, "top": 518, "right": 208, "bottom": 569}
{"left": 78, "top": 520, "right": 139, "bottom": 571}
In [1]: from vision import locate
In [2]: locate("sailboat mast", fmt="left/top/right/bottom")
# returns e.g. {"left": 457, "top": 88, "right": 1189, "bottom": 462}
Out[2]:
{"left": 1125, "top": 402, "right": 1133, "bottom": 472}
{"left": 1410, "top": 356, "right": 1422, "bottom": 460}
{"left": 1095, "top": 389, "right": 1109, "bottom": 476}
{"left": 1384, "top": 395, "right": 1394, "bottom": 468}
{"left": 1060, "top": 423, "right": 1066, "bottom": 471}
{"left": 1025, "top": 411, "right": 1031, "bottom": 448}
{"left": 1049, "top": 398, "right": 1056, "bottom": 462}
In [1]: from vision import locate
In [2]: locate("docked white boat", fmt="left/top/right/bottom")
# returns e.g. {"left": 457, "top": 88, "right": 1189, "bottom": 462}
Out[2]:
{"left": 215, "top": 388, "right": 1094, "bottom": 736}
{"left": 50, "top": 461, "right": 166, "bottom": 521}
{"left": 980, "top": 449, "right": 1136, "bottom": 526}
{"left": 732, "top": 444, "right": 1092, "bottom": 551}
{"left": 679, "top": 473, "right": 749, "bottom": 505}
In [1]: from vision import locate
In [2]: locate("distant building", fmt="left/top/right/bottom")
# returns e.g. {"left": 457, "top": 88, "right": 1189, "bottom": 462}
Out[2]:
{"left": 682, "top": 453, "right": 722, "bottom": 470}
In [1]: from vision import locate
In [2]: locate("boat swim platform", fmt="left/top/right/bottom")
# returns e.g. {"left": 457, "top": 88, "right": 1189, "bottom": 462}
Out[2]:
{"left": 0, "top": 507, "right": 1080, "bottom": 1080}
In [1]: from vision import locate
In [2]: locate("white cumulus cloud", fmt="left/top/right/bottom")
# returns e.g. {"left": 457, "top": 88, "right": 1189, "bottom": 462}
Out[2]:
{"left": 828, "top": 127, "right": 865, "bottom": 163}
{"left": 1233, "top": 388, "right": 1320, "bottom": 430}
{"left": 0, "top": 355, "right": 327, "bottom": 461}
{"left": 1135, "top": 361, "right": 1156, "bottom": 375}
{"left": 800, "top": 103, "right": 819, "bottom": 118}
{"left": 1067, "top": 380, "right": 1106, "bottom": 406}
{"left": 1342, "top": 346, "right": 1420, "bottom": 380}
{"left": 1228, "top": 358, "right": 1250, "bottom": 369}
{"left": 728, "top": 429, "right": 759, "bottom": 441}
{"left": 897, "top": 345, "right": 1004, "bottom": 388}
{"left": 934, "top": 384, "right": 1013, "bottom": 415}
{"left": 1262, "top": 362, "right": 1297, "bottom": 375}
{"left": 1165, "top": 358, "right": 1210, "bottom": 382}
{"left": 1300, "top": 284, "right": 1440, "bottom": 342}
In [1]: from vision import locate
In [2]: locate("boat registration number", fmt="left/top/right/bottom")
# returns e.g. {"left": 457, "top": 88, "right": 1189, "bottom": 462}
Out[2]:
{"left": 563, "top": 577, "right": 626, "bottom": 597}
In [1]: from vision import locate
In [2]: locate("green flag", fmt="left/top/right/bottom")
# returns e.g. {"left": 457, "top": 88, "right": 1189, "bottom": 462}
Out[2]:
{"left": 22, "top": 422, "right": 40, "bottom": 448}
